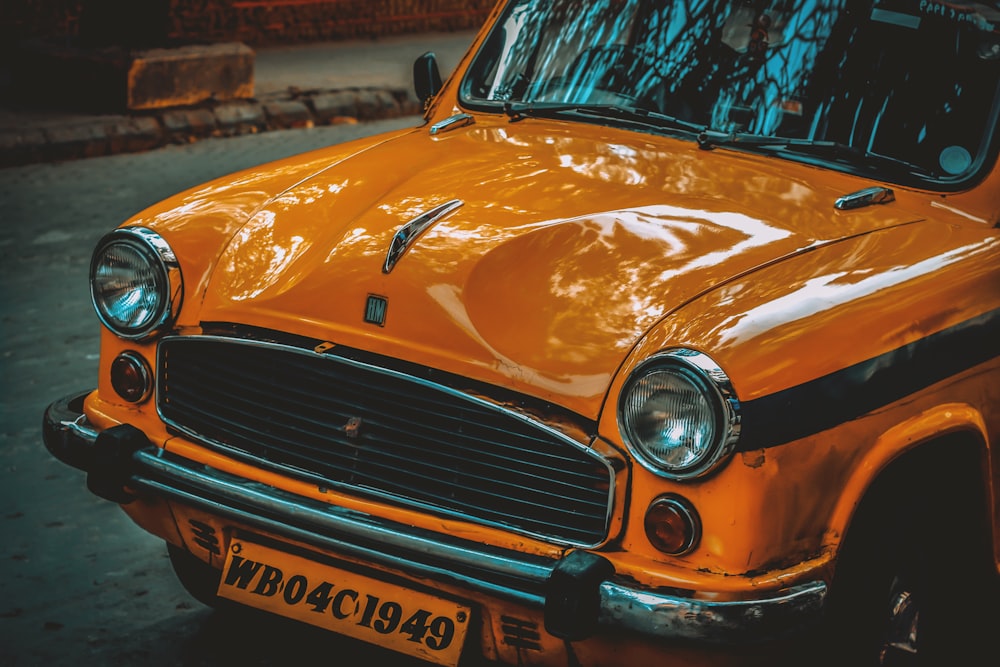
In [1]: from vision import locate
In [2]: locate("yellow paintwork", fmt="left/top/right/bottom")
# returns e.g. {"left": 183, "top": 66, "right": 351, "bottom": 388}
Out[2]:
{"left": 119, "top": 118, "right": 980, "bottom": 413}
{"left": 73, "top": 4, "right": 1000, "bottom": 665}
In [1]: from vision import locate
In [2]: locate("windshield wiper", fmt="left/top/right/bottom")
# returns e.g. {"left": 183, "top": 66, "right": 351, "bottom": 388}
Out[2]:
{"left": 696, "top": 130, "right": 838, "bottom": 151}
{"left": 502, "top": 102, "right": 705, "bottom": 136}
{"left": 696, "top": 130, "right": 927, "bottom": 176}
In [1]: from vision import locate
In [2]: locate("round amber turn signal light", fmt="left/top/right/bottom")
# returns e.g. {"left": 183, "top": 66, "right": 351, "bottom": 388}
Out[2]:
{"left": 110, "top": 351, "right": 152, "bottom": 404}
{"left": 644, "top": 495, "right": 701, "bottom": 556}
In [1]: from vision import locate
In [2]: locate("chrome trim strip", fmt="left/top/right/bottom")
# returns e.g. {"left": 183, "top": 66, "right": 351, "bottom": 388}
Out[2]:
{"left": 156, "top": 334, "right": 620, "bottom": 548}
{"left": 600, "top": 579, "right": 827, "bottom": 643}
{"left": 383, "top": 199, "right": 463, "bottom": 273}
{"left": 430, "top": 113, "right": 474, "bottom": 135}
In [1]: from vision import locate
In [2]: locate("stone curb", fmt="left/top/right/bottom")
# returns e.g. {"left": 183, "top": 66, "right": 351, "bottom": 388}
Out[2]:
{"left": 0, "top": 86, "right": 424, "bottom": 168}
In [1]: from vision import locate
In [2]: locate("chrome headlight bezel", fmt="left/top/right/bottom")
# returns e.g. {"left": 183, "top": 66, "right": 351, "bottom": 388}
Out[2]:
{"left": 618, "top": 348, "right": 741, "bottom": 480}
{"left": 90, "top": 227, "right": 182, "bottom": 341}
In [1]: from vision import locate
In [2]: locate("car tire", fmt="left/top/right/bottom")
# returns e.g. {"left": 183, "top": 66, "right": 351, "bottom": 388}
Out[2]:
{"left": 167, "top": 542, "right": 226, "bottom": 609}
{"left": 821, "top": 443, "right": 995, "bottom": 667}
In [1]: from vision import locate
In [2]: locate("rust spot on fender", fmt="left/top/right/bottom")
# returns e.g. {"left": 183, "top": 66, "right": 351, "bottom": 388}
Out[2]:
{"left": 741, "top": 449, "right": 766, "bottom": 468}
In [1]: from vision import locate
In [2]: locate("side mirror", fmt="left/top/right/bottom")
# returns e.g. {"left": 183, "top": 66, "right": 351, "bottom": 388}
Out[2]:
{"left": 413, "top": 52, "right": 443, "bottom": 106}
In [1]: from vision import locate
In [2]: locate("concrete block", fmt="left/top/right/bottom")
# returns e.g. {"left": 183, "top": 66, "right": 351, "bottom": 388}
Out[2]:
{"left": 104, "top": 116, "right": 164, "bottom": 154}
{"left": 309, "top": 91, "right": 360, "bottom": 123}
{"left": 354, "top": 89, "right": 400, "bottom": 120}
{"left": 161, "top": 108, "right": 218, "bottom": 137}
{"left": 43, "top": 121, "right": 112, "bottom": 160}
{"left": 263, "top": 99, "right": 314, "bottom": 129}
{"left": 214, "top": 101, "right": 266, "bottom": 135}
{"left": 393, "top": 88, "right": 424, "bottom": 115}
{"left": 13, "top": 40, "right": 255, "bottom": 113}
{"left": 128, "top": 43, "right": 255, "bottom": 111}
{"left": 0, "top": 127, "right": 48, "bottom": 167}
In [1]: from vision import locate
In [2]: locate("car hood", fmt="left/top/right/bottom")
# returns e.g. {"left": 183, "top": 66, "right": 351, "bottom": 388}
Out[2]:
{"left": 196, "top": 119, "right": 919, "bottom": 416}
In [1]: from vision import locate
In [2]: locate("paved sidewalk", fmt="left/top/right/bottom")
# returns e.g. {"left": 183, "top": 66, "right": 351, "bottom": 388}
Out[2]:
{"left": 0, "top": 30, "right": 477, "bottom": 168}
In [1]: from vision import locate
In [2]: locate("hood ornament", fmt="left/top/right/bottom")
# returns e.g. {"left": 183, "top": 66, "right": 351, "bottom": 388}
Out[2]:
{"left": 383, "top": 199, "right": 464, "bottom": 273}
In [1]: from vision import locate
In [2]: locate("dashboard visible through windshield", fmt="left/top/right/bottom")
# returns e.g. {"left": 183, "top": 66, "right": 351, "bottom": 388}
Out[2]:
{"left": 460, "top": 0, "right": 1000, "bottom": 190}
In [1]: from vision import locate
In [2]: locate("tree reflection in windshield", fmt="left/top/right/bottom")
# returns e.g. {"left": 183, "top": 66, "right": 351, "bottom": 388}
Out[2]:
{"left": 461, "top": 0, "right": 1000, "bottom": 188}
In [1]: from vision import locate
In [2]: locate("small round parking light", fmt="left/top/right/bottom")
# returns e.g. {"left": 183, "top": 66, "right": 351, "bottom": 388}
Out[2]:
{"left": 644, "top": 495, "right": 701, "bottom": 556}
{"left": 110, "top": 351, "right": 153, "bottom": 404}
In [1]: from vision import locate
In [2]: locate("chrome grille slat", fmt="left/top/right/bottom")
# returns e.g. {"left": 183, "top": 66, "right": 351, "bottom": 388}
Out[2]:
{"left": 158, "top": 336, "right": 613, "bottom": 544}
{"left": 168, "top": 392, "right": 606, "bottom": 502}
{"left": 176, "top": 345, "right": 602, "bottom": 473}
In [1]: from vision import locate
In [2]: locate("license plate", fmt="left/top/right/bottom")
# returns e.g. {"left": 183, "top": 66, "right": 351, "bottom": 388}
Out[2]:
{"left": 218, "top": 538, "right": 470, "bottom": 667}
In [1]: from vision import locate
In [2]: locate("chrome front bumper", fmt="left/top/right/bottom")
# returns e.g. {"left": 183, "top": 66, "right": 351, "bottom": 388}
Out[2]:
{"left": 44, "top": 390, "right": 827, "bottom": 645}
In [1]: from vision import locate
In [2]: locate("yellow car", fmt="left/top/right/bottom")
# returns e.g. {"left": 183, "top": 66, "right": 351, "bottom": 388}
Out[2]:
{"left": 44, "top": 2, "right": 999, "bottom": 666}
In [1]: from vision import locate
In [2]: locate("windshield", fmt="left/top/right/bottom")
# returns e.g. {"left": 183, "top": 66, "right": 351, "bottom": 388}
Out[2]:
{"left": 461, "top": 0, "right": 1000, "bottom": 189}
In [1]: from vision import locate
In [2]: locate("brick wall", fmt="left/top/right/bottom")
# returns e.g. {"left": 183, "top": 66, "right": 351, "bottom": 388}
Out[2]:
{"left": 1, "top": 0, "right": 496, "bottom": 46}
{"left": 2, "top": 1, "right": 83, "bottom": 44}
{"left": 187, "top": 0, "right": 496, "bottom": 44}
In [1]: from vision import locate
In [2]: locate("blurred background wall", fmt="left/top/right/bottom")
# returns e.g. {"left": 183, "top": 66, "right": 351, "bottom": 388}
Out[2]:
{"left": 1, "top": 0, "right": 496, "bottom": 48}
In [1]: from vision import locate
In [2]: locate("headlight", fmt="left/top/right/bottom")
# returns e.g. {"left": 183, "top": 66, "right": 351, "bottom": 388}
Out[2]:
{"left": 90, "top": 227, "right": 182, "bottom": 340}
{"left": 618, "top": 349, "right": 740, "bottom": 480}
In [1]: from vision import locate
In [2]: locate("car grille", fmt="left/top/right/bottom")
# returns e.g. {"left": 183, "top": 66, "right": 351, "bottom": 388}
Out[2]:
{"left": 156, "top": 336, "right": 613, "bottom": 545}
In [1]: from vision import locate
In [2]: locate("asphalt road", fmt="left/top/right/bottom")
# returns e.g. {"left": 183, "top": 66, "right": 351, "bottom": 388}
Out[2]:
{"left": 0, "top": 117, "right": 441, "bottom": 667}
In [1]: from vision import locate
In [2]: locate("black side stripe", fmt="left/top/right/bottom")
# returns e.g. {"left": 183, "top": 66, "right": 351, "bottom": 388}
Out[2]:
{"left": 738, "top": 308, "right": 1000, "bottom": 452}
